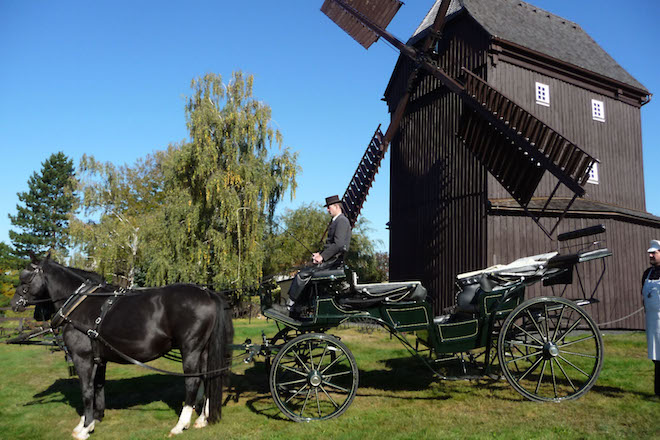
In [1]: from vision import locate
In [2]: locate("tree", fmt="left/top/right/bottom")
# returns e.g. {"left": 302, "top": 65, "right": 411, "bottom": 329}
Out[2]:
{"left": 155, "top": 71, "right": 299, "bottom": 288}
{"left": 263, "top": 204, "right": 387, "bottom": 282}
{"left": 70, "top": 149, "right": 170, "bottom": 286}
{"left": 0, "top": 242, "right": 25, "bottom": 307}
{"left": 263, "top": 203, "right": 328, "bottom": 275}
{"left": 72, "top": 72, "right": 299, "bottom": 290}
{"left": 9, "top": 152, "right": 76, "bottom": 259}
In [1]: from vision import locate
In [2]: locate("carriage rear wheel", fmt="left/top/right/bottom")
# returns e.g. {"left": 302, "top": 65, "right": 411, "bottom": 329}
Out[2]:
{"left": 269, "top": 333, "right": 359, "bottom": 422}
{"left": 497, "top": 297, "right": 603, "bottom": 402}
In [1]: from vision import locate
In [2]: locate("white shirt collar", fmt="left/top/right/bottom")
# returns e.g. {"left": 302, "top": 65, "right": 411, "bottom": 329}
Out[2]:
{"left": 332, "top": 213, "right": 341, "bottom": 222}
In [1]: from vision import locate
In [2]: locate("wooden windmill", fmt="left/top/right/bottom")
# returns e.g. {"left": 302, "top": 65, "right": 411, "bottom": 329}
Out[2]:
{"left": 321, "top": 0, "right": 598, "bottom": 238}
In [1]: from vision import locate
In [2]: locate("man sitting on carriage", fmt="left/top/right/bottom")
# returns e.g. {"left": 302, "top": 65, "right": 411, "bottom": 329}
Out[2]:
{"left": 286, "top": 194, "right": 352, "bottom": 314}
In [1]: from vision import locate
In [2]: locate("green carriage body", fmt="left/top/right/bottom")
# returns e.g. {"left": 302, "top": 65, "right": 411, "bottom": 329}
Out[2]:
{"left": 262, "top": 268, "right": 527, "bottom": 356}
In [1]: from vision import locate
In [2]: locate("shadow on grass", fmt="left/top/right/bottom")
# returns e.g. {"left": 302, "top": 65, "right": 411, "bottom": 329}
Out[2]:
{"left": 27, "top": 355, "right": 638, "bottom": 422}
{"left": 589, "top": 383, "right": 656, "bottom": 400}
{"left": 26, "top": 374, "right": 184, "bottom": 415}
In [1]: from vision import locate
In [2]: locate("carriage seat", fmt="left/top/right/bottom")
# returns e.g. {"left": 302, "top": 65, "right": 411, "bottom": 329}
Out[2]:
{"left": 336, "top": 270, "right": 427, "bottom": 309}
{"left": 309, "top": 269, "right": 347, "bottom": 282}
{"left": 455, "top": 282, "right": 482, "bottom": 313}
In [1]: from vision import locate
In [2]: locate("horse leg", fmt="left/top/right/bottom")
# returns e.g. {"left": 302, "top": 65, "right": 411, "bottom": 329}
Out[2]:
{"left": 193, "top": 399, "right": 210, "bottom": 429}
{"left": 169, "top": 350, "right": 204, "bottom": 436}
{"left": 70, "top": 354, "right": 96, "bottom": 440}
{"left": 93, "top": 363, "right": 107, "bottom": 423}
{"left": 193, "top": 348, "right": 210, "bottom": 429}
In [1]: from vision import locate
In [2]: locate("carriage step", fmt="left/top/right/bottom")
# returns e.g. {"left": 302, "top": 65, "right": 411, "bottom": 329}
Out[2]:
{"left": 262, "top": 305, "right": 305, "bottom": 326}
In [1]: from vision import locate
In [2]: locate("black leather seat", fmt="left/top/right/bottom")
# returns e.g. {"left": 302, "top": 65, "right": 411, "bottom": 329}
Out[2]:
{"left": 336, "top": 270, "right": 427, "bottom": 309}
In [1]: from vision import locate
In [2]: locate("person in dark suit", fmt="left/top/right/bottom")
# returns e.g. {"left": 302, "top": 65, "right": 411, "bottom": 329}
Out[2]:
{"left": 312, "top": 195, "right": 352, "bottom": 268}
{"left": 287, "top": 195, "right": 352, "bottom": 312}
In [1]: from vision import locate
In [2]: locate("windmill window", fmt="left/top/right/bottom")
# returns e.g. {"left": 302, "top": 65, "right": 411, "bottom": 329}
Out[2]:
{"left": 587, "top": 163, "right": 599, "bottom": 184}
{"left": 535, "top": 82, "right": 550, "bottom": 107}
{"left": 591, "top": 99, "right": 605, "bottom": 122}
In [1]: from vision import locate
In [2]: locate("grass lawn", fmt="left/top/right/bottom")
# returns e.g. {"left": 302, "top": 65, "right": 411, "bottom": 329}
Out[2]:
{"left": 0, "top": 319, "right": 657, "bottom": 440}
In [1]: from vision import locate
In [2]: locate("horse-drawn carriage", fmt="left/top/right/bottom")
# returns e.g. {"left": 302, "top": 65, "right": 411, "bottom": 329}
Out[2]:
{"left": 247, "top": 224, "right": 611, "bottom": 421}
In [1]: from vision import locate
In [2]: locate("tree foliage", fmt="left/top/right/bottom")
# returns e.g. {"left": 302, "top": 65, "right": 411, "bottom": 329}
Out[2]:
{"left": 72, "top": 72, "right": 299, "bottom": 290}
{"left": 0, "top": 242, "right": 25, "bottom": 305}
{"left": 263, "top": 204, "right": 388, "bottom": 283}
{"left": 8, "top": 152, "right": 76, "bottom": 259}
{"left": 154, "top": 71, "right": 299, "bottom": 288}
{"left": 263, "top": 203, "right": 328, "bottom": 275}
{"left": 70, "top": 150, "right": 169, "bottom": 286}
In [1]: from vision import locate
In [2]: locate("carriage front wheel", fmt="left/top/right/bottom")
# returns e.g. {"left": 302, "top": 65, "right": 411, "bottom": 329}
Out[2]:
{"left": 497, "top": 297, "right": 603, "bottom": 402}
{"left": 269, "top": 333, "right": 359, "bottom": 422}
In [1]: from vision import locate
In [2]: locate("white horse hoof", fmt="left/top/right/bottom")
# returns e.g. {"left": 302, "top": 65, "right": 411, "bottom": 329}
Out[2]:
{"left": 72, "top": 416, "right": 85, "bottom": 435}
{"left": 71, "top": 420, "right": 94, "bottom": 440}
{"left": 193, "top": 418, "right": 208, "bottom": 429}
{"left": 168, "top": 425, "right": 188, "bottom": 437}
{"left": 169, "top": 405, "right": 193, "bottom": 436}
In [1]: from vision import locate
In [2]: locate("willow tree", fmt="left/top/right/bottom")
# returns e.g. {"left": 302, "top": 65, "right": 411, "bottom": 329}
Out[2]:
{"left": 169, "top": 72, "right": 299, "bottom": 288}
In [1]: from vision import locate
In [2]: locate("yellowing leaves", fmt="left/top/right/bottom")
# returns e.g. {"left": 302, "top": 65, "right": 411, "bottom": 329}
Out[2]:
{"left": 223, "top": 171, "right": 242, "bottom": 187}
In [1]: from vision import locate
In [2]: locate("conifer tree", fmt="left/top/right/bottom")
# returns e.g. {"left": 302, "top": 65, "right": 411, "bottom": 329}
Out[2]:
{"left": 8, "top": 152, "right": 76, "bottom": 258}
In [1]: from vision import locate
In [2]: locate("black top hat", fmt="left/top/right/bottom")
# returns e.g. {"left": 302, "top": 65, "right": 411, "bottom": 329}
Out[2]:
{"left": 324, "top": 195, "right": 341, "bottom": 207}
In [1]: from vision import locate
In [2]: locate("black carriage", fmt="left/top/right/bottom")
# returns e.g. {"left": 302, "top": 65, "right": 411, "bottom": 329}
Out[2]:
{"left": 246, "top": 225, "right": 611, "bottom": 421}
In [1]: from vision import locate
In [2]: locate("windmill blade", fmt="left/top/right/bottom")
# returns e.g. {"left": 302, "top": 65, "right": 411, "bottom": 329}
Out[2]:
{"left": 321, "top": 0, "right": 403, "bottom": 49}
{"left": 381, "top": 0, "right": 452, "bottom": 148}
{"left": 324, "top": 0, "right": 597, "bottom": 236}
{"left": 341, "top": 125, "right": 386, "bottom": 226}
{"left": 332, "top": 0, "right": 453, "bottom": 227}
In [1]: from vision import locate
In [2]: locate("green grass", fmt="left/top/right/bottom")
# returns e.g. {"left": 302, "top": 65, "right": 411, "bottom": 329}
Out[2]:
{"left": 0, "top": 320, "right": 657, "bottom": 439}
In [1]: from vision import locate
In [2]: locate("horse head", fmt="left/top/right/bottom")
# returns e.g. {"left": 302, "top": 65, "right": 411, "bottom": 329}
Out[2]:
{"left": 11, "top": 256, "right": 50, "bottom": 313}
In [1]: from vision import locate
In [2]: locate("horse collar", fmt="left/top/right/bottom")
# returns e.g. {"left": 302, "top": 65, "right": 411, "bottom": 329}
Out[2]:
{"left": 50, "top": 283, "right": 108, "bottom": 329}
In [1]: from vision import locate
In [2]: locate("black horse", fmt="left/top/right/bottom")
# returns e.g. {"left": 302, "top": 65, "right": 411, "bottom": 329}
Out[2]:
{"left": 11, "top": 254, "right": 233, "bottom": 439}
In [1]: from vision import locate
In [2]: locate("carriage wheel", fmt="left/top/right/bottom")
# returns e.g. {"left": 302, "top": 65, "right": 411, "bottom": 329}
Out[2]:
{"left": 497, "top": 297, "right": 603, "bottom": 402}
{"left": 269, "top": 333, "right": 359, "bottom": 422}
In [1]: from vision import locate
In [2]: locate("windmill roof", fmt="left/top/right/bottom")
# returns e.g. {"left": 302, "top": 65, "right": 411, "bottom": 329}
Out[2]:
{"left": 411, "top": 0, "right": 648, "bottom": 93}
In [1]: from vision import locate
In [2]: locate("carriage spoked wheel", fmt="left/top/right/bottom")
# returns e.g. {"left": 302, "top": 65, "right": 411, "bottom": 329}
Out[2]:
{"left": 269, "top": 333, "right": 359, "bottom": 422}
{"left": 497, "top": 297, "right": 603, "bottom": 402}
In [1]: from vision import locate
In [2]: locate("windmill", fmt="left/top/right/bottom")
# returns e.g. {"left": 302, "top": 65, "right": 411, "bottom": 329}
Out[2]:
{"left": 321, "top": 0, "right": 598, "bottom": 238}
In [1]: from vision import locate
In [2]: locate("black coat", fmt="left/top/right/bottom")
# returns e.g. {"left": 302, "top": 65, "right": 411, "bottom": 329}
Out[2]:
{"left": 320, "top": 213, "right": 352, "bottom": 267}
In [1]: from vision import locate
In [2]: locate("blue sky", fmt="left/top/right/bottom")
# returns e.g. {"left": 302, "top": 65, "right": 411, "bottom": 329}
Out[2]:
{"left": 1, "top": 0, "right": 658, "bottom": 253}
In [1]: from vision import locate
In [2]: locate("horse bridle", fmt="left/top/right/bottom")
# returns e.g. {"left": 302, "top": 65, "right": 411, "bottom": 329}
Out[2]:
{"left": 15, "top": 265, "right": 53, "bottom": 307}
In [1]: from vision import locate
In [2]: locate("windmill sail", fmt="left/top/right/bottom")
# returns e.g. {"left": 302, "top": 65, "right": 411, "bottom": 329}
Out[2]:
{"left": 322, "top": 0, "right": 597, "bottom": 237}
{"left": 321, "top": 0, "right": 403, "bottom": 49}
{"left": 341, "top": 125, "right": 386, "bottom": 226}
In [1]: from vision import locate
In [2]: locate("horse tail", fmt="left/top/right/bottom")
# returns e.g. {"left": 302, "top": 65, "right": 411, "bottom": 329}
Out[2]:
{"left": 206, "top": 292, "right": 234, "bottom": 424}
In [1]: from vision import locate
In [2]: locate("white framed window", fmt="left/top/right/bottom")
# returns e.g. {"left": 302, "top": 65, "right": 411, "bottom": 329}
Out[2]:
{"left": 591, "top": 99, "right": 605, "bottom": 122}
{"left": 535, "top": 82, "right": 550, "bottom": 106}
{"left": 587, "top": 162, "right": 599, "bottom": 184}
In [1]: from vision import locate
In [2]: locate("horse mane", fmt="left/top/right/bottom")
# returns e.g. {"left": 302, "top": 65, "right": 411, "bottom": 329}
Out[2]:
{"left": 67, "top": 266, "right": 106, "bottom": 284}
{"left": 43, "top": 258, "right": 106, "bottom": 286}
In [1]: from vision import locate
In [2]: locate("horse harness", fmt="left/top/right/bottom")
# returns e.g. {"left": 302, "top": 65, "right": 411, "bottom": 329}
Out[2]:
{"left": 52, "top": 282, "right": 129, "bottom": 372}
